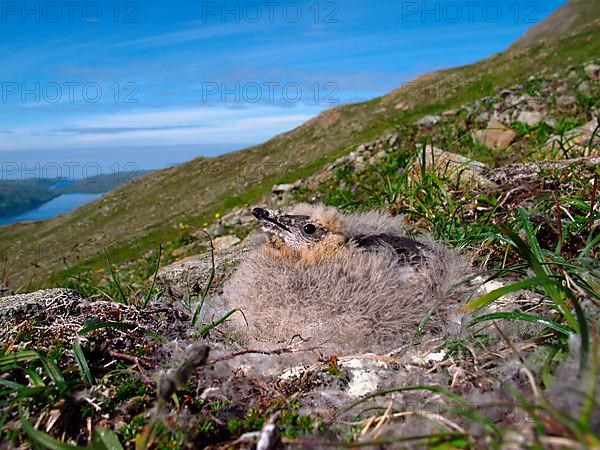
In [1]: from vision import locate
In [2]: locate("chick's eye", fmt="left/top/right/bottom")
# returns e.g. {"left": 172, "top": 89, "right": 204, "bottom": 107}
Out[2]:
{"left": 303, "top": 224, "right": 316, "bottom": 235}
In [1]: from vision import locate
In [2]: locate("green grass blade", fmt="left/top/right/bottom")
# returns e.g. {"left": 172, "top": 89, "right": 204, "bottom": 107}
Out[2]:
{"left": 517, "top": 209, "right": 549, "bottom": 273}
{"left": 39, "top": 357, "right": 67, "bottom": 391}
{"left": 0, "top": 378, "right": 28, "bottom": 391}
{"left": 26, "top": 368, "right": 45, "bottom": 387}
{"left": 581, "top": 233, "right": 600, "bottom": 258}
{"left": 510, "top": 385, "right": 590, "bottom": 440}
{"left": 19, "top": 405, "right": 86, "bottom": 449}
{"left": 469, "top": 312, "right": 573, "bottom": 336}
{"left": 89, "top": 284, "right": 117, "bottom": 303}
{"left": 465, "top": 276, "right": 547, "bottom": 312}
{"left": 91, "top": 427, "right": 124, "bottom": 450}
{"left": 79, "top": 321, "right": 168, "bottom": 344}
{"left": 500, "top": 224, "right": 578, "bottom": 329}
{"left": 198, "top": 309, "right": 241, "bottom": 337}
{"left": 504, "top": 385, "right": 546, "bottom": 435}
{"left": 72, "top": 337, "right": 94, "bottom": 385}
{"left": 414, "top": 294, "right": 446, "bottom": 339}
{"left": 580, "top": 340, "right": 598, "bottom": 429}
{"left": 563, "top": 286, "right": 590, "bottom": 373}
{"left": 0, "top": 412, "right": 7, "bottom": 443}
{"left": 142, "top": 244, "right": 162, "bottom": 309}
{"left": 192, "top": 230, "right": 215, "bottom": 326}
{"left": 501, "top": 221, "right": 548, "bottom": 280}
{"left": 0, "top": 350, "right": 40, "bottom": 372}
{"left": 541, "top": 346, "right": 561, "bottom": 389}
{"left": 104, "top": 250, "right": 127, "bottom": 304}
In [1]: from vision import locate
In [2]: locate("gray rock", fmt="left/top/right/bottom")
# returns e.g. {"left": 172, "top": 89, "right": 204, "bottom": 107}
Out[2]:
{"left": 213, "top": 235, "right": 241, "bottom": 251}
{"left": 238, "top": 214, "right": 255, "bottom": 226}
{"left": 472, "top": 119, "right": 517, "bottom": 150}
{"left": 507, "top": 94, "right": 530, "bottom": 108}
{"left": 442, "top": 109, "right": 458, "bottom": 117}
{"left": 556, "top": 96, "right": 577, "bottom": 107}
{"left": 172, "top": 242, "right": 199, "bottom": 258}
{"left": 475, "top": 112, "right": 490, "bottom": 125}
{"left": 577, "top": 81, "right": 591, "bottom": 95}
{"left": 497, "top": 111, "right": 515, "bottom": 126}
{"left": 156, "top": 243, "right": 251, "bottom": 301}
{"left": 272, "top": 182, "right": 298, "bottom": 193}
{"left": 0, "top": 289, "right": 86, "bottom": 342}
{"left": 208, "top": 223, "right": 225, "bottom": 237}
{"left": 416, "top": 115, "right": 441, "bottom": 127}
{"left": 584, "top": 64, "right": 600, "bottom": 80}
{"left": 0, "top": 288, "right": 82, "bottom": 319}
{"left": 412, "top": 146, "right": 495, "bottom": 188}
{"left": 516, "top": 111, "right": 544, "bottom": 127}
{"left": 220, "top": 208, "right": 255, "bottom": 227}
{"left": 374, "top": 150, "right": 387, "bottom": 160}
{"left": 546, "top": 118, "right": 600, "bottom": 152}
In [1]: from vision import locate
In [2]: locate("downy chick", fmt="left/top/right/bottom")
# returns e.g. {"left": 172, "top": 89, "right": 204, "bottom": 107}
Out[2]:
{"left": 224, "top": 203, "right": 471, "bottom": 354}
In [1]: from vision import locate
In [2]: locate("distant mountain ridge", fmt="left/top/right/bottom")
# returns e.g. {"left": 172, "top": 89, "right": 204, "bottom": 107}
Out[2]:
{"left": 1, "top": 0, "right": 599, "bottom": 290}
{"left": 512, "top": 0, "right": 600, "bottom": 48}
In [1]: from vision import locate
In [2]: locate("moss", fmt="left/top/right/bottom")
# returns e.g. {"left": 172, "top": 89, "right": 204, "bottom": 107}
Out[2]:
{"left": 242, "top": 407, "right": 265, "bottom": 431}
{"left": 118, "top": 415, "right": 147, "bottom": 442}
{"left": 226, "top": 419, "right": 243, "bottom": 436}
{"left": 114, "top": 377, "right": 151, "bottom": 403}
{"left": 278, "top": 401, "right": 319, "bottom": 439}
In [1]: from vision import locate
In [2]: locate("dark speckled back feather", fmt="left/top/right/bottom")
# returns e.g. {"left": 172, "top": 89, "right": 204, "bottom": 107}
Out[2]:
{"left": 352, "top": 233, "right": 426, "bottom": 261}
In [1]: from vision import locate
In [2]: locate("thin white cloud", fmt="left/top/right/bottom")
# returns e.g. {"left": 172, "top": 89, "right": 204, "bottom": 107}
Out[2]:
{"left": 114, "top": 23, "right": 253, "bottom": 48}
{"left": 71, "top": 107, "right": 238, "bottom": 128}
{"left": 69, "top": 112, "right": 312, "bottom": 144}
{"left": 0, "top": 105, "right": 320, "bottom": 150}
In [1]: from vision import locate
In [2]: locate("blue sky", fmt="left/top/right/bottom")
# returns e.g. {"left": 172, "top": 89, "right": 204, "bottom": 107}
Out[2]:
{"left": 0, "top": 0, "right": 567, "bottom": 167}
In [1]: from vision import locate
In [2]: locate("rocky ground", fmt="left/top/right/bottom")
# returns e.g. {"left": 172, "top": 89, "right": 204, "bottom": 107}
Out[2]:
{"left": 0, "top": 61, "right": 599, "bottom": 449}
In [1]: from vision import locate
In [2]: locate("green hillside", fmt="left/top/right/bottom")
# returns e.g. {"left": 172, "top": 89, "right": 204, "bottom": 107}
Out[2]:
{"left": 2, "top": 0, "right": 600, "bottom": 291}
{"left": 511, "top": 0, "right": 600, "bottom": 48}
{"left": 0, "top": 179, "right": 57, "bottom": 218}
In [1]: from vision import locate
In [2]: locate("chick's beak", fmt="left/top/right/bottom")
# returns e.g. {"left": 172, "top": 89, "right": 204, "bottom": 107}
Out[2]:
{"left": 251, "top": 207, "right": 291, "bottom": 232}
{"left": 252, "top": 207, "right": 270, "bottom": 220}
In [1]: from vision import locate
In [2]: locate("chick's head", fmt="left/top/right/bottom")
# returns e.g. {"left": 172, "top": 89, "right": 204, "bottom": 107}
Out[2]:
{"left": 252, "top": 204, "right": 345, "bottom": 251}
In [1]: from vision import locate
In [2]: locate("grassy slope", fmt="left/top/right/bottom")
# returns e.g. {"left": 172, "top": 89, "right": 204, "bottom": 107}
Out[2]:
{"left": 2, "top": 0, "right": 599, "bottom": 290}
{"left": 511, "top": 0, "right": 600, "bottom": 48}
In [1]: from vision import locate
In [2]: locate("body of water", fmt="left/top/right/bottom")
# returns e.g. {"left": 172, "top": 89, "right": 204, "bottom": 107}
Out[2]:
{"left": 0, "top": 193, "right": 102, "bottom": 226}
{"left": 0, "top": 143, "right": 254, "bottom": 226}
